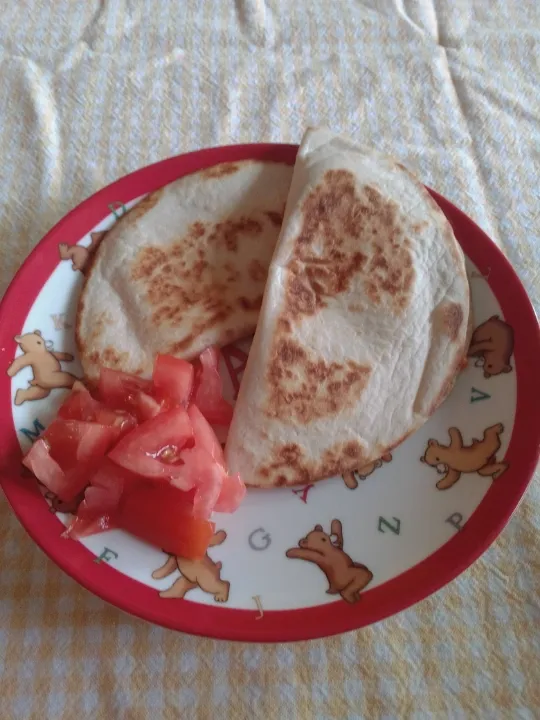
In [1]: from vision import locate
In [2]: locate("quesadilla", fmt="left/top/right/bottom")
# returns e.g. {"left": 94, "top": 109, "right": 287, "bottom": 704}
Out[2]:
{"left": 225, "top": 127, "right": 471, "bottom": 488}
{"left": 76, "top": 160, "right": 293, "bottom": 382}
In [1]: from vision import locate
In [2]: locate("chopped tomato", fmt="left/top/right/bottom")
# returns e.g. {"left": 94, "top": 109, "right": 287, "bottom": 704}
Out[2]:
{"left": 59, "top": 382, "right": 136, "bottom": 438}
{"left": 108, "top": 407, "right": 193, "bottom": 478}
{"left": 45, "top": 419, "right": 118, "bottom": 468}
{"left": 98, "top": 367, "right": 153, "bottom": 415}
{"left": 192, "top": 347, "right": 234, "bottom": 426}
{"left": 23, "top": 353, "right": 247, "bottom": 551}
{"left": 153, "top": 354, "right": 194, "bottom": 406}
{"left": 187, "top": 404, "right": 225, "bottom": 466}
{"left": 76, "top": 458, "right": 130, "bottom": 520}
{"left": 169, "top": 446, "right": 226, "bottom": 519}
{"left": 58, "top": 382, "right": 101, "bottom": 421}
{"left": 132, "top": 391, "right": 162, "bottom": 422}
{"left": 116, "top": 482, "right": 215, "bottom": 558}
{"left": 22, "top": 419, "right": 118, "bottom": 501}
{"left": 65, "top": 514, "right": 117, "bottom": 540}
{"left": 214, "top": 472, "right": 246, "bottom": 513}
{"left": 23, "top": 439, "right": 68, "bottom": 498}
{"left": 65, "top": 460, "right": 139, "bottom": 538}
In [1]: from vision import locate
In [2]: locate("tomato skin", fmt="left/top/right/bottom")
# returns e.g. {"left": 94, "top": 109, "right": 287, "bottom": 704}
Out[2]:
{"left": 108, "top": 407, "right": 193, "bottom": 478}
{"left": 76, "top": 458, "right": 131, "bottom": 520}
{"left": 116, "top": 482, "right": 215, "bottom": 558}
{"left": 214, "top": 472, "right": 246, "bottom": 513}
{"left": 23, "top": 419, "right": 119, "bottom": 501}
{"left": 64, "top": 513, "right": 117, "bottom": 540}
{"left": 59, "top": 382, "right": 136, "bottom": 438}
{"left": 187, "top": 404, "right": 225, "bottom": 466}
{"left": 192, "top": 347, "right": 234, "bottom": 426}
{"left": 23, "top": 439, "right": 69, "bottom": 498}
{"left": 132, "top": 391, "right": 162, "bottom": 422}
{"left": 153, "top": 354, "right": 194, "bottom": 406}
{"left": 58, "top": 382, "right": 100, "bottom": 421}
{"left": 98, "top": 367, "right": 153, "bottom": 418}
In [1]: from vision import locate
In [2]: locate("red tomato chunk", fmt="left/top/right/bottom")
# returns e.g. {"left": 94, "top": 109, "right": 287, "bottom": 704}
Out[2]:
{"left": 23, "top": 348, "right": 246, "bottom": 558}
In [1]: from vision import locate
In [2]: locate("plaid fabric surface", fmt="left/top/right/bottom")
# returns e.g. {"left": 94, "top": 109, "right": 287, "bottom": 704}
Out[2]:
{"left": 0, "top": 2, "right": 538, "bottom": 718}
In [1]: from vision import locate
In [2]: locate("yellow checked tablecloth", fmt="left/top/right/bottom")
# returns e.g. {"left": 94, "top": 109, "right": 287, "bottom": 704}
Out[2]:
{"left": 0, "top": 2, "right": 539, "bottom": 718}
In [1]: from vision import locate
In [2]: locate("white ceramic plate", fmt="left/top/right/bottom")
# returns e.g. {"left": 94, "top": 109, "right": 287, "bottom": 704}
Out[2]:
{"left": 1, "top": 144, "right": 539, "bottom": 642}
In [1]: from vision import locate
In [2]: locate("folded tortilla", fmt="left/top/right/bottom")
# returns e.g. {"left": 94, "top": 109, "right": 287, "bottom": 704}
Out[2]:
{"left": 225, "top": 128, "right": 471, "bottom": 488}
{"left": 76, "top": 160, "right": 293, "bottom": 381}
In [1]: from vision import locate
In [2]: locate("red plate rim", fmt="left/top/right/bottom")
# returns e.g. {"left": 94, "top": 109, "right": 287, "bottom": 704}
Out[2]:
{"left": 0, "top": 143, "right": 539, "bottom": 643}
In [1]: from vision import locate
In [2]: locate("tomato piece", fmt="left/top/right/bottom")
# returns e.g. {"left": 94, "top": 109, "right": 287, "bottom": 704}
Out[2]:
{"left": 64, "top": 514, "right": 117, "bottom": 540}
{"left": 22, "top": 419, "right": 118, "bottom": 501}
{"left": 153, "top": 354, "right": 194, "bottom": 406}
{"left": 170, "top": 446, "right": 227, "bottom": 519}
{"left": 108, "top": 407, "right": 193, "bottom": 478}
{"left": 192, "top": 347, "right": 234, "bottom": 426}
{"left": 59, "top": 382, "right": 136, "bottom": 438}
{"left": 23, "top": 439, "right": 67, "bottom": 498}
{"left": 188, "top": 404, "right": 225, "bottom": 466}
{"left": 94, "top": 407, "right": 137, "bottom": 438}
{"left": 116, "top": 482, "right": 215, "bottom": 558}
{"left": 76, "top": 458, "right": 130, "bottom": 520}
{"left": 98, "top": 367, "right": 153, "bottom": 413}
{"left": 65, "top": 459, "right": 139, "bottom": 538}
{"left": 58, "top": 382, "right": 100, "bottom": 421}
{"left": 132, "top": 391, "right": 162, "bottom": 422}
{"left": 214, "top": 472, "right": 246, "bottom": 514}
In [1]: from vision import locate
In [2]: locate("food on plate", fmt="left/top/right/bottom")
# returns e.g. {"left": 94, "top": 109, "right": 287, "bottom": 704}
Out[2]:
{"left": 76, "top": 160, "right": 293, "bottom": 382}
{"left": 225, "top": 127, "right": 472, "bottom": 487}
{"left": 22, "top": 349, "right": 244, "bottom": 559}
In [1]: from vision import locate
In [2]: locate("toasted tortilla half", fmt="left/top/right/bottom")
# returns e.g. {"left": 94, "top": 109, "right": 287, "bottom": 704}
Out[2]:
{"left": 225, "top": 128, "right": 471, "bottom": 488}
{"left": 76, "top": 160, "right": 293, "bottom": 381}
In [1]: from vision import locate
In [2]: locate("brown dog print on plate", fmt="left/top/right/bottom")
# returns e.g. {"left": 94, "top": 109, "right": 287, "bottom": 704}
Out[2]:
{"left": 468, "top": 316, "right": 514, "bottom": 378}
{"left": 152, "top": 530, "right": 230, "bottom": 603}
{"left": 420, "top": 424, "right": 509, "bottom": 490}
{"left": 342, "top": 453, "right": 393, "bottom": 489}
{"left": 58, "top": 231, "right": 107, "bottom": 274}
{"left": 7, "top": 331, "right": 77, "bottom": 405}
{"left": 286, "top": 519, "right": 373, "bottom": 603}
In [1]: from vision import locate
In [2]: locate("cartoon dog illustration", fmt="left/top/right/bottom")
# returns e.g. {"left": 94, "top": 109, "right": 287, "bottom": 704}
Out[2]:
{"left": 7, "top": 331, "right": 77, "bottom": 405}
{"left": 420, "top": 423, "right": 509, "bottom": 490}
{"left": 342, "top": 453, "right": 393, "bottom": 489}
{"left": 58, "top": 231, "right": 106, "bottom": 274}
{"left": 286, "top": 519, "right": 373, "bottom": 604}
{"left": 152, "top": 530, "right": 230, "bottom": 602}
{"left": 468, "top": 316, "right": 514, "bottom": 378}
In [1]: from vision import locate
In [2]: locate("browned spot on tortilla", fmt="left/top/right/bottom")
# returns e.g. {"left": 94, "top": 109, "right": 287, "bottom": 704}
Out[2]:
{"left": 101, "top": 345, "right": 130, "bottom": 369}
{"left": 278, "top": 318, "right": 292, "bottom": 333}
{"left": 191, "top": 222, "right": 206, "bottom": 238}
{"left": 202, "top": 163, "right": 240, "bottom": 179}
{"left": 348, "top": 302, "right": 363, "bottom": 313}
{"left": 131, "top": 246, "right": 169, "bottom": 281}
{"left": 265, "top": 211, "right": 283, "bottom": 227}
{"left": 438, "top": 302, "right": 464, "bottom": 341}
{"left": 265, "top": 337, "right": 371, "bottom": 424}
{"left": 280, "top": 170, "right": 417, "bottom": 322}
{"left": 248, "top": 259, "right": 267, "bottom": 283}
{"left": 238, "top": 295, "right": 263, "bottom": 311}
{"left": 256, "top": 440, "right": 368, "bottom": 487}
{"left": 128, "top": 213, "right": 269, "bottom": 355}
{"left": 208, "top": 217, "right": 263, "bottom": 253}
{"left": 167, "top": 335, "right": 194, "bottom": 355}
